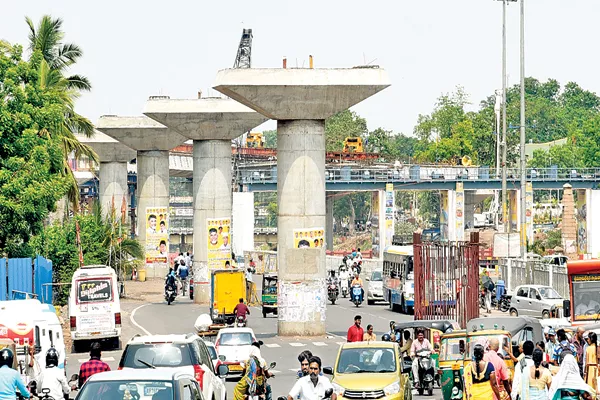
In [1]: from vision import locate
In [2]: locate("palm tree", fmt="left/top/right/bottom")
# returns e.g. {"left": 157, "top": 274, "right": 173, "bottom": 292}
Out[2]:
{"left": 26, "top": 15, "right": 98, "bottom": 210}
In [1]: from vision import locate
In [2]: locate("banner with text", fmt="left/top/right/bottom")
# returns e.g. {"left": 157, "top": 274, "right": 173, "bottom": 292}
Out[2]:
{"left": 145, "top": 207, "right": 169, "bottom": 265}
{"left": 384, "top": 184, "right": 395, "bottom": 248}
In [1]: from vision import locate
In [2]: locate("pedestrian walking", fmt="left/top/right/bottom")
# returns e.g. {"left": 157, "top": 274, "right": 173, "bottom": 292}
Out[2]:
{"left": 572, "top": 327, "right": 586, "bottom": 375}
{"left": 363, "top": 325, "right": 376, "bottom": 342}
{"left": 584, "top": 332, "right": 598, "bottom": 392}
{"left": 484, "top": 338, "right": 511, "bottom": 400}
{"left": 548, "top": 354, "right": 595, "bottom": 400}
{"left": 78, "top": 342, "right": 110, "bottom": 388}
{"left": 511, "top": 341, "right": 535, "bottom": 400}
{"left": 519, "top": 348, "right": 552, "bottom": 400}
{"left": 464, "top": 344, "right": 501, "bottom": 400}
{"left": 346, "top": 315, "right": 363, "bottom": 342}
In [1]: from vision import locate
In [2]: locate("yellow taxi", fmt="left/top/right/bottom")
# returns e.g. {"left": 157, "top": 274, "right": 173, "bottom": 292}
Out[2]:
{"left": 323, "top": 341, "right": 412, "bottom": 400}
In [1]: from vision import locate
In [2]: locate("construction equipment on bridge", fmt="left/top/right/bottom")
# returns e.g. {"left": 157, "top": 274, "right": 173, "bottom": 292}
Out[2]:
{"left": 343, "top": 137, "right": 364, "bottom": 153}
{"left": 245, "top": 132, "right": 264, "bottom": 148}
{"left": 413, "top": 232, "right": 480, "bottom": 328}
{"left": 233, "top": 28, "right": 253, "bottom": 69}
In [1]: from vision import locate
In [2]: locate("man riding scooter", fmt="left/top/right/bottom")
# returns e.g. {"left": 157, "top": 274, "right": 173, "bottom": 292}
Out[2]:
{"left": 350, "top": 273, "right": 364, "bottom": 304}
{"left": 338, "top": 265, "right": 350, "bottom": 298}
{"left": 410, "top": 329, "right": 435, "bottom": 391}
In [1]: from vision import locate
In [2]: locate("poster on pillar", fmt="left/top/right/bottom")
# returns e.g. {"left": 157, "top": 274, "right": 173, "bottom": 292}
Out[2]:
{"left": 526, "top": 183, "right": 534, "bottom": 244}
{"left": 207, "top": 218, "right": 232, "bottom": 270}
{"left": 293, "top": 228, "right": 325, "bottom": 249}
{"left": 371, "top": 191, "right": 381, "bottom": 258}
{"left": 440, "top": 191, "right": 449, "bottom": 241}
{"left": 384, "top": 184, "right": 395, "bottom": 248}
{"left": 576, "top": 189, "right": 588, "bottom": 255}
{"left": 145, "top": 207, "right": 169, "bottom": 265}
{"left": 455, "top": 183, "right": 464, "bottom": 241}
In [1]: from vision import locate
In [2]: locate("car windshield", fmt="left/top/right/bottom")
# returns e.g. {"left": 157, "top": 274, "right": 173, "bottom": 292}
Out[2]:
{"left": 371, "top": 272, "right": 382, "bottom": 281}
{"left": 207, "top": 346, "right": 217, "bottom": 360}
{"left": 219, "top": 332, "right": 253, "bottom": 346}
{"left": 539, "top": 287, "right": 562, "bottom": 299}
{"left": 122, "top": 344, "right": 192, "bottom": 368}
{"left": 77, "top": 380, "right": 173, "bottom": 400}
{"left": 440, "top": 338, "right": 465, "bottom": 361}
{"left": 336, "top": 348, "right": 396, "bottom": 374}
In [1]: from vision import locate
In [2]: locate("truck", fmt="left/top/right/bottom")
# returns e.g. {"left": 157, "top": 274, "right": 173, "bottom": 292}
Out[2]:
{"left": 210, "top": 269, "right": 246, "bottom": 325}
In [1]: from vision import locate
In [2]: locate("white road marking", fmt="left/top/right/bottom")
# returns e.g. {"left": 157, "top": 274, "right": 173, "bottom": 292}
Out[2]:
{"left": 326, "top": 331, "right": 346, "bottom": 340}
{"left": 289, "top": 369, "right": 299, "bottom": 372}
{"left": 313, "top": 342, "right": 327, "bottom": 346}
{"left": 289, "top": 343, "right": 305, "bottom": 347}
{"left": 270, "top": 369, "right": 281, "bottom": 374}
{"left": 265, "top": 343, "right": 281, "bottom": 348}
{"left": 130, "top": 303, "right": 152, "bottom": 336}
{"left": 336, "top": 342, "right": 345, "bottom": 346}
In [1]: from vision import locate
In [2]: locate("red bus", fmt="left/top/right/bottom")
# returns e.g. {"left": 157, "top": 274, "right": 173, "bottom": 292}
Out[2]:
{"left": 566, "top": 259, "right": 600, "bottom": 325}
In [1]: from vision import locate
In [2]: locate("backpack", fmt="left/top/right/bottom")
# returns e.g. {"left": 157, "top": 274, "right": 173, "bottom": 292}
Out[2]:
{"left": 486, "top": 280, "right": 495, "bottom": 292}
{"left": 558, "top": 342, "right": 574, "bottom": 364}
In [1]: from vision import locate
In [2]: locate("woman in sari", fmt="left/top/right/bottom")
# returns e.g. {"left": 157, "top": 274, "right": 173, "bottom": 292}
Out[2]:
{"left": 548, "top": 354, "right": 595, "bottom": 400}
{"left": 465, "top": 344, "right": 502, "bottom": 400}
{"left": 233, "top": 355, "right": 260, "bottom": 400}
{"left": 584, "top": 332, "right": 598, "bottom": 392}
{"left": 521, "top": 349, "right": 552, "bottom": 400}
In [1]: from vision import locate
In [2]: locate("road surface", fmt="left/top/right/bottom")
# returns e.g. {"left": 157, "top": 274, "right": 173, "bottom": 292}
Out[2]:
{"left": 66, "top": 277, "right": 441, "bottom": 399}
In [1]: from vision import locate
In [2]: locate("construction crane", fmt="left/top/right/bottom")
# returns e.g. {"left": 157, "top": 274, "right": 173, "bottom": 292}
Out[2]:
{"left": 233, "top": 29, "right": 253, "bottom": 68}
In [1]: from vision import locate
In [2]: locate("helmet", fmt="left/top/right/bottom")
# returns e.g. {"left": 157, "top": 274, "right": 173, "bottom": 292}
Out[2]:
{"left": 45, "top": 347, "right": 59, "bottom": 368}
{"left": 389, "top": 320, "right": 396, "bottom": 329}
{"left": 382, "top": 334, "right": 392, "bottom": 342}
{"left": 0, "top": 348, "right": 14, "bottom": 368}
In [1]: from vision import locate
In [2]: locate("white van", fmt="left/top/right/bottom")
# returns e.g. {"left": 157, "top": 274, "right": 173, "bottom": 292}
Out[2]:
{"left": 69, "top": 265, "right": 121, "bottom": 351}
{"left": 0, "top": 299, "right": 67, "bottom": 382}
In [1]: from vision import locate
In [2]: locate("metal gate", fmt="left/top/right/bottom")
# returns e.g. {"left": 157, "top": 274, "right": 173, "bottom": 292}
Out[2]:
{"left": 0, "top": 256, "right": 53, "bottom": 303}
{"left": 413, "top": 232, "right": 480, "bottom": 328}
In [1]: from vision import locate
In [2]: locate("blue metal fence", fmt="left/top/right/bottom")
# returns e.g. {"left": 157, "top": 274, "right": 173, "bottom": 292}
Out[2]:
{"left": 0, "top": 256, "right": 53, "bottom": 303}
{"left": 0, "top": 258, "right": 6, "bottom": 301}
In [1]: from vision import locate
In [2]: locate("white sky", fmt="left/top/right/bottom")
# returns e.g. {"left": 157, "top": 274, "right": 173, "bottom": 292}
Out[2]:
{"left": 2, "top": 0, "right": 599, "bottom": 136}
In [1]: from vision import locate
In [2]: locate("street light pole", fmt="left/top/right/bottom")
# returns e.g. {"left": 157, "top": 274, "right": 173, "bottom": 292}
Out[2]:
{"left": 501, "top": 0, "right": 509, "bottom": 234}
{"left": 519, "top": 0, "right": 528, "bottom": 279}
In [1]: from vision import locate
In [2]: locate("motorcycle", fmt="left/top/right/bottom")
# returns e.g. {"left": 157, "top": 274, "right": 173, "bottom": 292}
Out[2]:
{"left": 165, "top": 283, "right": 176, "bottom": 305}
{"left": 236, "top": 315, "right": 247, "bottom": 327}
{"left": 327, "top": 282, "right": 339, "bottom": 305}
{"left": 499, "top": 294, "right": 511, "bottom": 312}
{"left": 244, "top": 361, "right": 276, "bottom": 400}
{"left": 340, "top": 278, "right": 349, "bottom": 298}
{"left": 415, "top": 348, "right": 435, "bottom": 396}
{"left": 479, "top": 289, "right": 498, "bottom": 310}
{"left": 351, "top": 284, "right": 363, "bottom": 307}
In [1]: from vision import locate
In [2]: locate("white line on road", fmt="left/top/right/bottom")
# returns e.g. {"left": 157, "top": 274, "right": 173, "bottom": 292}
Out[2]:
{"left": 336, "top": 342, "right": 345, "bottom": 346}
{"left": 289, "top": 369, "right": 299, "bottom": 372}
{"left": 130, "top": 304, "right": 152, "bottom": 336}
{"left": 270, "top": 370, "right": 281, "bottom": 374}
{"left": 265, "top": 343, "right": 281, "bottom": 348}
{"left": 313, "top": 342, "right": 327, "bottom": 346}
{"left": 289, "top": 343, "right": 305, "bottom": 347}
{"left": 325, "top": 332, "right": 345, "bottom": 340}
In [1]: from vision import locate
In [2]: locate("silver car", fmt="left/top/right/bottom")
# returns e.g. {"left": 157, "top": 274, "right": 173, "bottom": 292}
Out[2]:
{"left": 366, "top": 270, "right": 385, "bottom": 305}
{"left": 509, "top": 284, "right": 564, "bottom": 319}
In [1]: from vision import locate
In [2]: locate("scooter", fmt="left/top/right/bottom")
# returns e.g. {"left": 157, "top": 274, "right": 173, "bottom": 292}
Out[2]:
{"left": 340, "top": 279, "right": 349, "bottom": 298}
{"left": 165, "top": 283, "right": 176, "bottom": 305}
{"left": 328, "top": 282, "right": 339, "bottom": 305}
{"left": 244, "top": 362, "right": 277, "bottom": 400}
{"left": 236, "top": 315, "right": 247, "bottom": 327}
{"left": 351, "top": 284, "right": 363, "bottom": 307}
{"left": 415, "top": 348, "right": 435, "bottom": 396}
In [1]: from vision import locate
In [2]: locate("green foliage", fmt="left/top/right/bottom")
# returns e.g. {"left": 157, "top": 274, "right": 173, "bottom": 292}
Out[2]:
{"left": 263, "top": 129, "right": 277, "bottom": 148}
{"left": 325, "top": 110, "right": 368, "bottom": 152}
{"left": 531, "top": 229, "right": 562, "bottom": 255}
{"left": 395, "top": 221, "right": 417, "bottom": 236}
{"left": 0, "top": 42, "right": 71, "bottom": 255}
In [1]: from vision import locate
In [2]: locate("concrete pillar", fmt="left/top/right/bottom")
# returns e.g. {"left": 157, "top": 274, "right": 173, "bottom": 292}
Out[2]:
{"left": 277, "top": 120, "right": 327, "bottom": 335}
{"left": 192, "top": 140, "right": 233, "bottom": 303}
{"left": 143, "top": 97, "right": 268, "bottom": 303}
{"left": 213, "top": 66, "right": 390, "bottom": 336}
{"left": 562, "top": 184, "right": 577, "bottom": 255}
{"left": 137, "top": 150, "right": 170, "bottom": 248}
{"left": 464, "top": 190, "right": 475, "bottom": 231}
{"left": 326, "top": 194, "right": 334, "bottom": 251}
{"left": 99, "top": 161, "right": 129, "bottom": 214}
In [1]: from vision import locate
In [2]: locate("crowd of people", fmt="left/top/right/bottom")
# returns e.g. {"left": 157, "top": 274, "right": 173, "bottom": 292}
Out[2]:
{"left": 465, "top": 326, "right": 599, "bottom": 400}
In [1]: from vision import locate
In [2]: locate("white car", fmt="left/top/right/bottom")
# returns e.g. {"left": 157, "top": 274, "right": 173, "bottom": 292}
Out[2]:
{"left": 215, "top": 327, "right": 256, "bottom": 376}
{"left": 366, "top": 270, "right": 385, "bottom": 305}
{"left": 119, "top": 334, "right": 228, "bottom": 400}
{"left": 203, "top": 340, "right": 224, "bottom": 371}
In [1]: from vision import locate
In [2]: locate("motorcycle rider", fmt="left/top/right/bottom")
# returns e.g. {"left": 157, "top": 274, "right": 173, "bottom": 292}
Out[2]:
{"left": 410, "top": 329, "right": 433, "bottom": 388}
{"left": 350, "top": 273, "right": 364, "bottom": 302}
{"left": 41, "top": 348, "right": 72, "bottom": 400}
{"left": 338, "top": 266, "right": 350, "bottom": 295}
{"left": 326, "top": 270, "right": 338, "bottom": 286}
{"left": 165, "top": 267, "right": 177, "bottom": 295}
{"left": 233, "top": 298, "right": 250, "bottom": 323}
{"left": 0, "top": 348, "right": 31, "bottom": 399}
{"left": 288, "top": 356, "right": 336, "bottom": 400}
{"left": 388, "top": 321, "right": 400, "bottom": 342}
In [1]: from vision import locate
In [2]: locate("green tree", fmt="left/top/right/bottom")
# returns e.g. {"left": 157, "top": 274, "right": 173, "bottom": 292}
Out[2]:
{"left": 0, "top": 42, "right": 70, "bottom": 255}
{"left": 325, "top": 110, "right": 368, "bottom": 152}
{"left": 263, "top": 129, "right": 277, "bottom": 148}
{"left": 26, "top": 15, "right": 98, "bottom": 211}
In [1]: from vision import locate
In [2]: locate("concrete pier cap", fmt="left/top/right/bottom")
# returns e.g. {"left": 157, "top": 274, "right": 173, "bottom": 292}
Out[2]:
{"left": 142, "top": 97, "right": 269, "bottom": 304}
{"left": 77, "top": 129, "right": 136, "bottom": 163}
{"left": 96, "top": 115, "right": 186, "bottom": 151}
{"left": 213, "top": 67, "right": 390, "bottom": 336}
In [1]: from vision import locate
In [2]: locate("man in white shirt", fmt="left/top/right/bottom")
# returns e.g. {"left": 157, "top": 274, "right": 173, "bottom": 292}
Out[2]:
{"left": 511, "top": 341, "right": 535, "bottom": 400}
{"left": 288, "top": 356, "right": 336, "bottom": 400}
{"left": 41, "top": 348, "right": 72, "bottom": 400}
{"left": 410, "top": 329, "right": 432, "bottom": 387}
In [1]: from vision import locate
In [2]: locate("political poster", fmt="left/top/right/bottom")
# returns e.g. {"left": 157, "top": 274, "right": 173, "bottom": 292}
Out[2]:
{"left": 207, "top": 218, "right": 231, "bottom": 269}
{"left": 145, "top": 207, "right": 169, "bottom": 265}
{"left": 293, "top": 228, "right": 325, "bottom": 249}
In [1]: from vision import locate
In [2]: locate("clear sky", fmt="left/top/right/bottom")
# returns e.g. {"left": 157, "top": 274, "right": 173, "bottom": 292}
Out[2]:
{"left": 2, "top": 0, "right": 599, "bottom": 136}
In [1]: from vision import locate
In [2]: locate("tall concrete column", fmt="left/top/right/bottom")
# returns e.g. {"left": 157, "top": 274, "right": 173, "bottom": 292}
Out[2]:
{"left": 326, "top": 194, "right": 334, "bottom": 251}
{"left": 464, "top": 191, "right": 475, "bottom": 231}
{"left": 78, "top": 130, "right": 135, "bottom": 217}
{"left": 137, "top": 150, "right": 170, "bottom": 246}
{"left": 214, "top": 67, "right": 390, "bottom": 335}
{"left": 96, "top": 116, "right": 186, "bottom": 278}
{"left": 99, "top": 161, "right": 129, "bottom": 213}
{"left": 144, "top": 97, "right": 268, "bottom": 304}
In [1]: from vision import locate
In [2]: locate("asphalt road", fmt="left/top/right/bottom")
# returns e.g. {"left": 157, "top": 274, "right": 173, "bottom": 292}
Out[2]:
{"left": 66, "top": 277, "right": 442, "bottom": 400}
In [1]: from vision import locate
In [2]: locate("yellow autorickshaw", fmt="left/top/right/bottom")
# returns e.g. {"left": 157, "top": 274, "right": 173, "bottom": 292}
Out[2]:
{"left": 439, "top": 330, "right": 467, "bottom": 400}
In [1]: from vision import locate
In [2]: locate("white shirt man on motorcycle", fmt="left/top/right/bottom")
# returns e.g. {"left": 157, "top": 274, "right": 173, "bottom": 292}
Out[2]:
{"left": 410, "top": 329, "right": 433, "bottom": 387}
{"left": 288, "top": 356, "right": 335, "bottom": 400}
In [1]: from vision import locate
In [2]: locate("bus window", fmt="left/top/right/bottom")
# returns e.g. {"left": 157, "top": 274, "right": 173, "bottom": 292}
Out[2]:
{"left": 573, "top": 282, "right": 600, "bottom": 319}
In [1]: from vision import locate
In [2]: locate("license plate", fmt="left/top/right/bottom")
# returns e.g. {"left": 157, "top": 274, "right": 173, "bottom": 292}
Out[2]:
{"left": 228, "top": 364, "right": 243, "bottom": 371}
